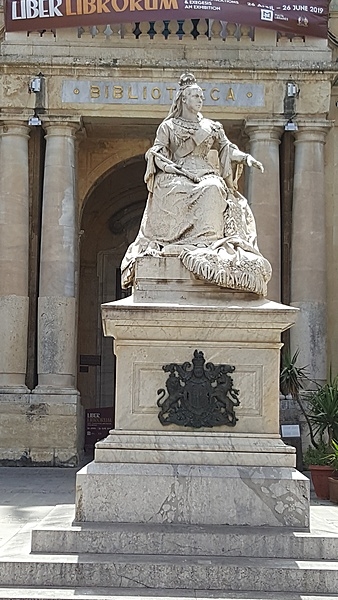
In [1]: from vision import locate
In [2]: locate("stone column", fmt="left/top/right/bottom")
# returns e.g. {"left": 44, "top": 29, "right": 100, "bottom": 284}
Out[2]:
{"left": 245, "top": 121, "right": 284, "bottom": 301}
{"left": 290, "top": 120, "right": 331, "bottom": 384}
{"left": 35, "top": 120, "right": 81, "bottom": 393}
{"left": 0, "top": 121, "right": 30, "bottom": 392}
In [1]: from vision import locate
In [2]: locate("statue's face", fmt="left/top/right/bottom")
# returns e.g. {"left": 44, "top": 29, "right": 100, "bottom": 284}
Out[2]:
{"left": 182, "top": 86, "right": 204, "bottom": 115}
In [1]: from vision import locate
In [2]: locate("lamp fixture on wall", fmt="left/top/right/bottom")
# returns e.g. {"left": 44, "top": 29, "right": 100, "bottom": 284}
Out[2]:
{"left": 286, "top": 82, "right": 299, "bottom": 98}
{"left": 28, "top": 77, "right": 42, "bottom": 93}
{"left": 284, "top": 119, "right": 298, "bottom": 132}
{"left": 284, "top": 80, "right": 299, "bottom": 131}
{"left": 28, "top": 113, "right": 42, "bottom": 126}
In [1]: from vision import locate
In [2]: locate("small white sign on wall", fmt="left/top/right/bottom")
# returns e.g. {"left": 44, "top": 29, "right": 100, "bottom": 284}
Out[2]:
{"left": 281, "top": 424, "right": 301, "bottom": 438}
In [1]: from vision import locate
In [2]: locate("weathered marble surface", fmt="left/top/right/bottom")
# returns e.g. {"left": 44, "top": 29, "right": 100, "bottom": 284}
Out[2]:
{"left": 31, "top": 504, "right": 338, "bottom": 558}
{"left": 76, "top": 462, "right": 309, "bottom": 528}
{"left": 101, "top": 286, "right": 298, "bottom": 434}
{"left": 133, "top": 256, "right": 268, "bottom": 306}
{"left": 95, "top": 431, "right": 296, "bottom": 467}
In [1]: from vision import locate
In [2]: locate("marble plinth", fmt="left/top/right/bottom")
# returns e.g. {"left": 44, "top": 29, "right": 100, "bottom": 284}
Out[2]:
{"left": 87, "top": 256, "right": 309, "bottom": 530}
{"left": 76, "top": 461, "right": 309, "bottom": 528}
{"left": 101, "top": 259, "right": 298, "bottom": 434}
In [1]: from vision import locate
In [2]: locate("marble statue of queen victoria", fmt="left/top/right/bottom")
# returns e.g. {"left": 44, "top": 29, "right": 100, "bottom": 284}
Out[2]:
{"left": 121, "top": 73, "right": 272, "bottom": 296}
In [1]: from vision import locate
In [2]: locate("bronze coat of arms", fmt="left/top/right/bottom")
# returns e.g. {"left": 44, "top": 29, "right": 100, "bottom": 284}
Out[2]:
{"left": 157, "top": 349, "right": 240, "bottom": 428}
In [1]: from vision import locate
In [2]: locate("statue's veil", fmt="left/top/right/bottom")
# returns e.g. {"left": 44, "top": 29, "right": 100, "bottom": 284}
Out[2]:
{"left": 165, "top": 72, "right": 202, "bottom": 120}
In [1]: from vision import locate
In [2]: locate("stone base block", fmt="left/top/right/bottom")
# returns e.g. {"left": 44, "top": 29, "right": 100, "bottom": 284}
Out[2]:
{"left": 95, "top": 430, "right": 296, "bottom": 467}
{"left": 133, "top": 256, "right": 258, "bottom": 305}
{"left": 75, "top": 461, "right": 310, "bottom": 528}
{"left": 0, "top": 391, "right": 83, "bottom": 466}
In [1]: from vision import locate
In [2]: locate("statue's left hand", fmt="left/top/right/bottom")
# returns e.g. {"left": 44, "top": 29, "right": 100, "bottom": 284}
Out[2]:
{"left": 246, "top": 154, "right": 264, "bottom": 173}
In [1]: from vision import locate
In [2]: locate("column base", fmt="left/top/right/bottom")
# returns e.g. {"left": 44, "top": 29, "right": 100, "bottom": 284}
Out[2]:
{"left": 0, "top": 385, "right": 29, "bottom": 394}
{"left": 0, "top": 389, "right": 83, "bottom": 466}
{"left": 33, "top": 385, "right": 80, "bottom": 396}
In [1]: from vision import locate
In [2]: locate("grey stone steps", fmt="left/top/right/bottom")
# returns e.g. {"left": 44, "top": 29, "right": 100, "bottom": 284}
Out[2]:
{"left": 31, "top": 524, "right": 338, "bottom": 560}
{"left": 1, "top": 554, "right": 338, "bottom": 593}
{"left": 0, "top": 590, "right": 338, "bottom": 600}
{"left": 31, "top": 506, "right": 338, "bottom": 560}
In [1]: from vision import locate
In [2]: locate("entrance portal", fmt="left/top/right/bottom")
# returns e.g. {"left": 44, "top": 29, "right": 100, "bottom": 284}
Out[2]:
{"left": 78, "top": 155, "right": 146, "bottom": 419}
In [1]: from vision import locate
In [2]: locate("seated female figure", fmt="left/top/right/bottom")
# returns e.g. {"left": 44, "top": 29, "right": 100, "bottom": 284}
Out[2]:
{"left": 121, "top": 73, "right": 272, "bottom": 297}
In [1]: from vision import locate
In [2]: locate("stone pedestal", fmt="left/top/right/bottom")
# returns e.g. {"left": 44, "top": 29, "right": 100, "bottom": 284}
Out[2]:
{"left": 76, "top": 256, "right": 309, "bottom": 529}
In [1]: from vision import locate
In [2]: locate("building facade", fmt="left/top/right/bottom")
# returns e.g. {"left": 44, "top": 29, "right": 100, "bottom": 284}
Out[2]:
{"left": 0, "top": 1, "right": 338, "bottom": 464}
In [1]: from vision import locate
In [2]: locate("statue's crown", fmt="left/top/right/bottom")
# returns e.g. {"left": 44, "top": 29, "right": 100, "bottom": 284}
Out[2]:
{"left": 192, "top": 350, "right": 205, "bottom": 367}
{"left": 178, "top": 72, "right": 197, "bottom": 90}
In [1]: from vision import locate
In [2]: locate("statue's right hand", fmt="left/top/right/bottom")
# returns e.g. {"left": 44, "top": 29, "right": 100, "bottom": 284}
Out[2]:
{"left": 246, "top": 154, "right": 264, "bottom": 173}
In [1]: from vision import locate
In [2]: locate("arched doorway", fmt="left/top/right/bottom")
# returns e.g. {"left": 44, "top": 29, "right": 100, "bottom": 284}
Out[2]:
{"left": 77, "top": 155, "right": 147, "bottom": 421}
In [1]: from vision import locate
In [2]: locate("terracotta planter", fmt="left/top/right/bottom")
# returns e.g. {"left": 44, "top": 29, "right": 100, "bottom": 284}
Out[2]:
{"left": 309, "top": 465, "right": 336, "bottom": 500}
{"left": 329, "top": 476, "right": 338, "bottom": 504}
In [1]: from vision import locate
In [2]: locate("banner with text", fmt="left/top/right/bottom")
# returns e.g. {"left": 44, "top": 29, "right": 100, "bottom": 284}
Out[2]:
{"left": 5, "top": 0, "right": 329, "bottom": 37}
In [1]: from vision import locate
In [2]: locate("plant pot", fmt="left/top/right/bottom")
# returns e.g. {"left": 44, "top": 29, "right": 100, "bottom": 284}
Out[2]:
{"left": 329, "top": 476, "right": 338, "bottom": 504}
{"left": 309, "top": 465, "right": 336, "bottom": 500}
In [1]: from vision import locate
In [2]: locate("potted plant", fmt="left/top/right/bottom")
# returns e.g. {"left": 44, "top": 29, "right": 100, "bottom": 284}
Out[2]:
{"left": 303, "top": 443, "right": 336, "bottom": 500}
{"left": 306, "top": 375, "right": 338, "bottom": 445}
{"left": 280, "top": 351, "right": 338, "bottom": 499}
{"left": 304, "top": 375, "right": 338, "bottom": 499}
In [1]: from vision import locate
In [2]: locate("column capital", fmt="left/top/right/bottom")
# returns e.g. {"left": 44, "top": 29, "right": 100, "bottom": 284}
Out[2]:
{"left": 294, "top": 119, "right": 333, "bottom": 144}
{"left": 42, "top": 116, "right": 82, "bottom": 138}
{"left": 245, "top": 119, "right": 284, "bottom": 142}
{"left": 0, "top": 111, "right": 33, "bottom": 123}
{"left": 0, "top": 120, "right": 30, "bottom": 139}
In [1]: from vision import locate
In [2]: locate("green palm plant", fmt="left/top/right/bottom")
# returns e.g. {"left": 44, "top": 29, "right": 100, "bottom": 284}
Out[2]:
{"left": 280, "top": 349, "right": 318, "bottom": 449}
{"left": 280, "top": 350, "right": 338, "bottom": 455}
{"left": 325, "top": 440, "right": 338, "bottom": 472}
{"left": 280, "top": 349, "right": 309, "bottom": 398}
{"left": 306, "top": 376, "right": 338, "bottom": 447}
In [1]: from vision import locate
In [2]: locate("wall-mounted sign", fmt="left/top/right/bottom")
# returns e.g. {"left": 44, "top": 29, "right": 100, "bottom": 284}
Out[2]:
{"left": 62, "top": 80, "right": 265, "bottom": 107}
{"left": 85, "top": 407, "right": 114, "bottom": 449}
{"left": 281, "top": 424, "right": 301, "bottom": 438}
{"left": 5, "top": 0, "right": 329, "bottom": 37}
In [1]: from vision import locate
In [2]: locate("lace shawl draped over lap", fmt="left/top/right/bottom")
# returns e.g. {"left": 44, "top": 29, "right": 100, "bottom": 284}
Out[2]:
{"left": 121, "top": 116, "right": 272, "bottom": 296}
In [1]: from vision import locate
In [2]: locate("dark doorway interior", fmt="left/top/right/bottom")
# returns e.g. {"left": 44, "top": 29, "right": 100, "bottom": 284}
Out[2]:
{"left": 78, "top": 155, "right": 146, "bottom": 417}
